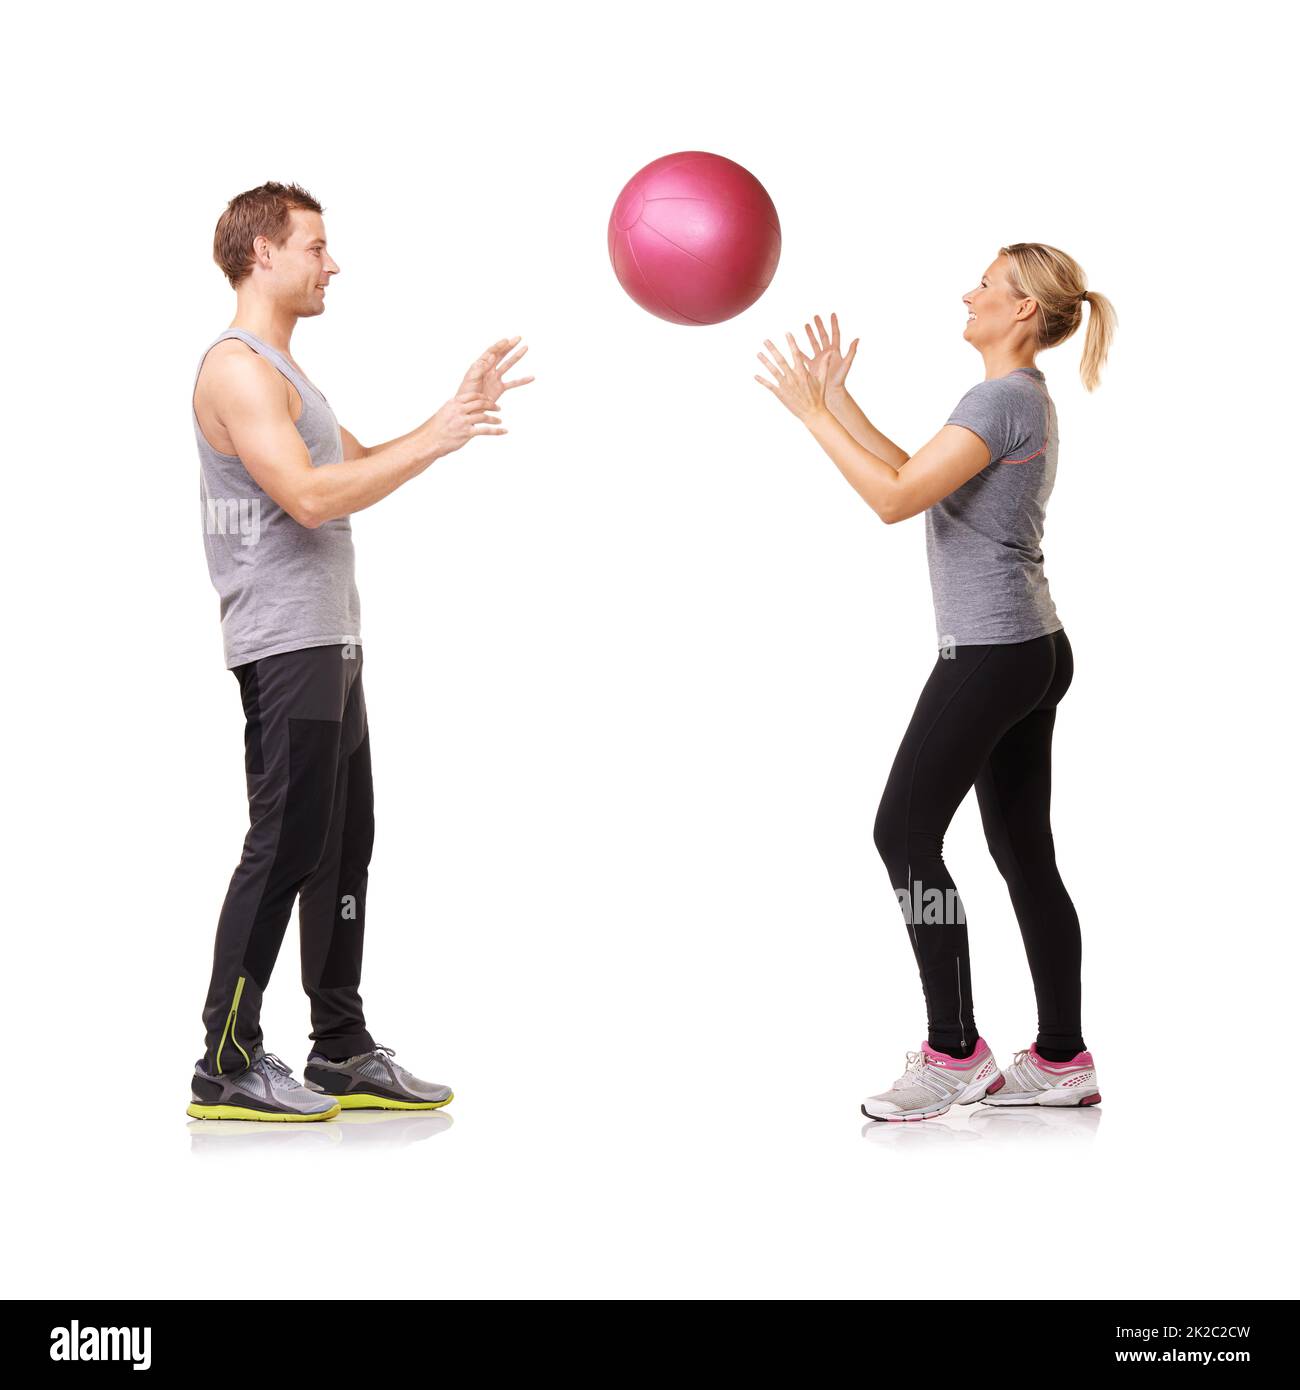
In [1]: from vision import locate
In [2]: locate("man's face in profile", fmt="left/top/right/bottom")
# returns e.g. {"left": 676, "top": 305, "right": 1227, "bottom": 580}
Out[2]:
{"left": 265, "top": 207, "right": 339, "bottom": 318}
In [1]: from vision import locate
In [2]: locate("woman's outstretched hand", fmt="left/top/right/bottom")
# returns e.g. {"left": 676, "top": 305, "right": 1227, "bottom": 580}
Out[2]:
{"left": 754, "top": 330, "right": 833, "bottom": 423}
{"left": 802, "top": 312, "right": 859, "bottom": 398}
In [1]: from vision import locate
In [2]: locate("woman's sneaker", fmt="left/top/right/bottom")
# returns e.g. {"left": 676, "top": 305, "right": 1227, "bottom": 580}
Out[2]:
{"left": 861, "top": 1038, "right": 1004, "bottom": 1121}
{"left": 979, "top": 1043, "right": 1101, "bottom": 1107}
{"left": 303, "top": 1044, "right": 454, "bottom": 1110}
{"left": 186, "top": 1045, "right": 341, "bottom": 1121}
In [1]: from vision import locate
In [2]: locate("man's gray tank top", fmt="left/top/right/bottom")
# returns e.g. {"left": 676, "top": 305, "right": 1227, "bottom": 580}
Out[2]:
{"left": 192, "top": 328, "right": 362, "bottom": 668}
{"left": 925, "top": 366, "right": 1064, "bottom": 648}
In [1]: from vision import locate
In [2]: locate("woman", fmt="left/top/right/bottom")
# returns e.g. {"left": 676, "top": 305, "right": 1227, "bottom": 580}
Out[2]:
{"left": 755, "top": 243, "right": 1116, "bottom": 1121}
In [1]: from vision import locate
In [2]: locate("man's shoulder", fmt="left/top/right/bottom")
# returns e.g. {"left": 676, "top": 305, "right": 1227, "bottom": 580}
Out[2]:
{"left": 200, "top": 335, "right": 261, "bottom": 376}
{"left": 198, "top": 337, "right": 292, "bottom": 403}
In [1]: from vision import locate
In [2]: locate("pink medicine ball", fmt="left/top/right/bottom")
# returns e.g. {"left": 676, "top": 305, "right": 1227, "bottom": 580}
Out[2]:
{"left": 607, "top": 151, "right": 782, "bottom": 326}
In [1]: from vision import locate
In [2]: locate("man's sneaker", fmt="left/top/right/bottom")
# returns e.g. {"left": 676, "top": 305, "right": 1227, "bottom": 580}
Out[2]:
{"left": 186, "top": 1045, "right": 341, "bottom": 1122}
{"left": 303, "top": 1044, "right": 454, "bottom": 1110}
{"left": 861, "top": 1038, "right": 1004, "bottom": 1122}
{"left": 979, "top": 1043, "right": 1101, "bottom": 1107}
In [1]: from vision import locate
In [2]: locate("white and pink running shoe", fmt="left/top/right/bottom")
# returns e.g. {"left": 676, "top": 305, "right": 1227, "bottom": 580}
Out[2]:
{"left": 979, "top": 1043, "right": 1102, "bottom": 1107}
{"left": 861, "top": 1039, "right": 1005, "bottom": 1122}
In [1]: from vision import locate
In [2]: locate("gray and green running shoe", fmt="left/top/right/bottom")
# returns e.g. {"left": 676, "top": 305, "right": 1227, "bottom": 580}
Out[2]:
{"left": 303, "top": 1044, "right": 453, "bottom": 1110}
{"left": 187, "top": 1045, "right": 341, "bottom": 1122}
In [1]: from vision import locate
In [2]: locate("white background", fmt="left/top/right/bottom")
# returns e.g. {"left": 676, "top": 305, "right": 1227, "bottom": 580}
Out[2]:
{"left": 3, "top": 0, "right": 1295, "bottom": 1299}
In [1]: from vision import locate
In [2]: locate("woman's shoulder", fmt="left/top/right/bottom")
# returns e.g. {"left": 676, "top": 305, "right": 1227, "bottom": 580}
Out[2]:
{"left": 947, "top": 373, "right": 1049, "bottom": 465}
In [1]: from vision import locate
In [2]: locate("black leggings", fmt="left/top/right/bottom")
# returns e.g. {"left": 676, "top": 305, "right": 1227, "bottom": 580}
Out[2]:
{"left": 872, "top": 629, "right": 1084, "bottom": 1060}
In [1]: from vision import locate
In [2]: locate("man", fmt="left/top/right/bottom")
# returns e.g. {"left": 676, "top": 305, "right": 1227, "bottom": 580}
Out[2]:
{"left": 188, "top": 181, "right": 533, "bottom": 1121}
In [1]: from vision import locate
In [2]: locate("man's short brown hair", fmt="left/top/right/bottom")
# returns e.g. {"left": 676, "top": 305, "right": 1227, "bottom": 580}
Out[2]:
{"left": 212, "top": 181, "right": 324, "bottom": 289}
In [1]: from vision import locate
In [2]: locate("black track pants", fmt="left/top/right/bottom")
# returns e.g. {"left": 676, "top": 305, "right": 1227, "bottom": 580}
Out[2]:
{"left": 201, "top": 644, "right": 376, "bottom": 1074}
{"left": 872, "top": 629, "right": 1084, "bottom": 1058}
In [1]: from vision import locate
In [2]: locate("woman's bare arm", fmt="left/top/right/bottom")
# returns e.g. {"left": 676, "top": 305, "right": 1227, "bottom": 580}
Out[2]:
{"left": 806, "top": 411, "right": 991, "bottom": 524}
{"left": 757, "top": 323, "right": 992, "bottom": 525}
{"left": 825, "top": 386, "right": 910, "bottom": 472}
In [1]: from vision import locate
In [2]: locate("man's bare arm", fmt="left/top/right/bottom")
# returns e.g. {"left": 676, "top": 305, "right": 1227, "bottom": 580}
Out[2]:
{"left": 215, "top": 353, "right": 502, "bottom": 528}
{"left": 339, "top": 424, "right": 369, "bottom": 461}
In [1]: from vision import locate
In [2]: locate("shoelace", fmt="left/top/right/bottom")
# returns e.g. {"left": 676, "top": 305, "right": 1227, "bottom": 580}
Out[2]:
{"left": 1009, "top": 1048, "right": 1044, "bottom": 1086}
{"left": 253, "top": 1051, "right": 299, "bottom": 1089}
{"left": 368, "top": 1044, "right": 418, "bottom": 1083}
{"left": 340, "top": 1044, "right": 404, "bottom": 1079}
{"left": 891, "top": 1049, "right": 933, "bottom": 1090}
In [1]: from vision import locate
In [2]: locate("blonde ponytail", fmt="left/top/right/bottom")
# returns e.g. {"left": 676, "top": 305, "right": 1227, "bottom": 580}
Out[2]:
{"left": 1000, "top": 243, "right": 1117, "bottom": 392}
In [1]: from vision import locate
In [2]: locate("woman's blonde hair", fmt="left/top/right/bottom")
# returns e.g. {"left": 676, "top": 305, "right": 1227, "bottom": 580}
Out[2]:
{"left": 999, "top": 243, "right": 1117, "bottom": 392}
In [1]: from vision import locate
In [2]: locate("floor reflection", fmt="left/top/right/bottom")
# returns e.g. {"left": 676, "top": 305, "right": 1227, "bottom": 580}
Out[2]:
{"left": 862, "top": 1103, "right": 1102, "bottom": 1145}
{"left": 188, "top": 1109, "right": 453, "bottom": 1152}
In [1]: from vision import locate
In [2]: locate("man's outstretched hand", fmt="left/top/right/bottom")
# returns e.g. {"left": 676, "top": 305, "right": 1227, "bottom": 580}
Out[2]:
{"left": 457, "top": 336, "right": 535, "bottom": 405}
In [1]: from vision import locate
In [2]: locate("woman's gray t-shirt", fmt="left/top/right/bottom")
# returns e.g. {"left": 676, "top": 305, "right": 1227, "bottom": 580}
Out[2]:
{"left": 924, "top": 366, "right": 1063, "bottom": 648}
